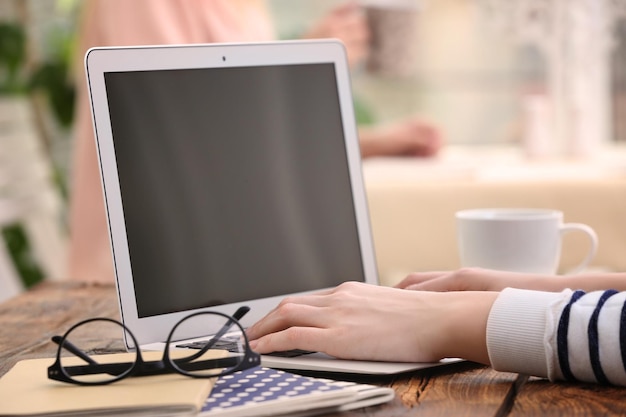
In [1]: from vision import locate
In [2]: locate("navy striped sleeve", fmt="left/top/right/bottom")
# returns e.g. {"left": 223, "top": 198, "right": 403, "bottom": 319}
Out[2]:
{"left": 556, "top": 290, "right": 585, "bottom": 381}
{"left": 556, "top": 290, "right": 626, "bottom": 385}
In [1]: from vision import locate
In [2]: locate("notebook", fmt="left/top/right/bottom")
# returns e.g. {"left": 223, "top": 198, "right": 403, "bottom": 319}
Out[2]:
{"left": 0, "top": 357, "right": 394, "bottom": 417}
{"left": 0, "top": 353, "right": 216, "bottom": 417}
{"left": 201, "top": 367, "right": 395, "bottom": 417}
{"left": 85, "top": 40, "right": 458, "bottom": 374}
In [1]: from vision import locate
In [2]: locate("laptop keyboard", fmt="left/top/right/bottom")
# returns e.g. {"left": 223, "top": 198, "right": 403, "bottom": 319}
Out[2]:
{"left": 177, "top": 340, "right": 314, "bottom": 358}
{"left": 264, "top": 349, "right": 316, "bottom": 358}
{"left": 177, "top": 340, "right": 242, "bottom": 351}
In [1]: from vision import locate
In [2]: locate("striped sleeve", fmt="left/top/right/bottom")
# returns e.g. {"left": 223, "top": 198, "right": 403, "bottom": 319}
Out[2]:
{"left": 486, "top": 288, "right": 626, "bottom": 386}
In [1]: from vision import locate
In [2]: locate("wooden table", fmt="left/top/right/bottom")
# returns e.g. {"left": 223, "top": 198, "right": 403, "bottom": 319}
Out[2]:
{"left": 2, "top": 282, "right": 625, "bottom": 416}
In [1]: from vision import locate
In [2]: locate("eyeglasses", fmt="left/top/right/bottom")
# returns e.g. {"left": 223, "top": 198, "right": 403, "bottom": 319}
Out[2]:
{"left": 47, "top": 306, "right": 261, "bottom": 385}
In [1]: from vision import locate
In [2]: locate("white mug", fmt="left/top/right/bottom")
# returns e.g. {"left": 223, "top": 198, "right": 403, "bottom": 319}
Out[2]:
{"left": 456, "top": 208, "right": 598, "bottom": 274}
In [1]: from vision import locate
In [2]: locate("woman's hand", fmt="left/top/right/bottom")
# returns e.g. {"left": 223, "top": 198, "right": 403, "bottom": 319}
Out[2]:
{"left": 396, "top": 268, "right": 626, "bottom": 293}
{"left": 359, "top": 116, "right": 443, "bottom": 158}
{"left": 395, "top": 268, "right": 552, "bottom": 292}
{"left": 247, "top": 281, "right": 497, "bottom": 364}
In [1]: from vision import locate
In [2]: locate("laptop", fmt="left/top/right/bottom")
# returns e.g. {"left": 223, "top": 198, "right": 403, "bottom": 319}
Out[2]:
{"left": 85, "top": 40, "right": 457, "bottom": 374}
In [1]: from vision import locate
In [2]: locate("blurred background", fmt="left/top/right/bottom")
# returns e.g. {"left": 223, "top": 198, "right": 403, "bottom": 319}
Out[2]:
{"left": 2, "top": 0, "right": 626, "bottom": 299}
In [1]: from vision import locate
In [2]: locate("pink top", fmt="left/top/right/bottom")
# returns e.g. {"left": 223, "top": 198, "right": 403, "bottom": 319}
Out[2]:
{"left": 78, "top": 0, "right": 274, "bottom": 48}
{"left": 69, "top": 0, "right": 274, "bottom": 282}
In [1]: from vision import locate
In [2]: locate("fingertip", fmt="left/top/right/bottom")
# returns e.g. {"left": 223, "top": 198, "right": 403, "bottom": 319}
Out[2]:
{"left": 245, "top": 323, "right": 263, "bottom": 342}
{"left": 248, "top": 336, "right": 273, "bottom": 354}
{"left": 247, "top": 332, "right": 291, "bottom": 355}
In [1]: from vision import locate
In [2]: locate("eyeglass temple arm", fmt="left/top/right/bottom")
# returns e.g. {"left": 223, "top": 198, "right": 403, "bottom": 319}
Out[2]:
{"left": 179, "top": 306, "right": 250, "bottom": 363}
{"left": 52, "top": 335, "right": 98, "bottom": 365}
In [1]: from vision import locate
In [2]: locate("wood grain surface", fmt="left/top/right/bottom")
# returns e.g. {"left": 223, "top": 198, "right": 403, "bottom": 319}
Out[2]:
{"left": 1, "top": 282, "right": 624, "bottom": 416}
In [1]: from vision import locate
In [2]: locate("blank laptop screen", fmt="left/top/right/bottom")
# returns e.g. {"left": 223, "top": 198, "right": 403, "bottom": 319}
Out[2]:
{"left": 104, "top": 63, "right": 365, "bottom": 318}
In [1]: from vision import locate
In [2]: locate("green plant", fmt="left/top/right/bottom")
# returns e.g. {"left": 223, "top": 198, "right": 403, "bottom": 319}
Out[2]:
{"left": 0, "top": 18, "right": 76, "bottom": 289}
{"left": 30, "top": 27, "right": 76, "bottom": 129}
{"left": 1, "top": 224, "right": 44, "bottom": 288}
{"left": 353, "top": 95, "right": 376, "bottom": 126}
{"left": 0, "top": 20, "right": 76, "bottom": 128}
{"left": 0, "top": 21, "right": 28, "bottom": 94}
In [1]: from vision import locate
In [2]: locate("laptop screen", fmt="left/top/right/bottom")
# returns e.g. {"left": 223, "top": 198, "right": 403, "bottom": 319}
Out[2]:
{"left": 104, "top": 63, "right": 365, "bottom": 318}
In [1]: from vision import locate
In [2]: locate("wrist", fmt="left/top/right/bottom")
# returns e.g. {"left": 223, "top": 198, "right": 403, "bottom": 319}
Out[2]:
{"left": 358, "top": 128, "right": 388, "bottom": 158}
{"left": 438, "top": 291, "right": 499, "bottom": 364}
{"left": 565, "top": 272, "right": 626, "bottom": 292}
{"left": 524, "top": 273, "right": 626, "bottom": 293}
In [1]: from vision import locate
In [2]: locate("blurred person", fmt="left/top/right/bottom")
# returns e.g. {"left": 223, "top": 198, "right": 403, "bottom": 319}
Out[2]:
{"left": 68, "top": 0, "right": 442, "bottom": 283}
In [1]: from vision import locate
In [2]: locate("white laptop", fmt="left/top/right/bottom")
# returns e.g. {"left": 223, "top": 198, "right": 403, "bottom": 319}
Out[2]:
{"left": 85, "top": 40, "right": 457, "bottom": 375}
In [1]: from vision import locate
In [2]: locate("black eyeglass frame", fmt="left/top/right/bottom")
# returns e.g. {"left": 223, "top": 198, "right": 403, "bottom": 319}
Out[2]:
{"left": 47, "top": 308, "right": 261, "bottom": 385}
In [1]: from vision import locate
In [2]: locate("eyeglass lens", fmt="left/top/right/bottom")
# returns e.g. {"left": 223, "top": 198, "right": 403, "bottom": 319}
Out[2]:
{"left": 168, "top": 312, "right": 249, "bottom": 377}
{"left": 58, "top": 318, "right": 137, "bottom": 384}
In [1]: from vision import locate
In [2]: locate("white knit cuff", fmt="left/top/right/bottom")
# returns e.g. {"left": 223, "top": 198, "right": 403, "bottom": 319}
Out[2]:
{"left": 486, "top": 288, "right": 562, "bottom": 378}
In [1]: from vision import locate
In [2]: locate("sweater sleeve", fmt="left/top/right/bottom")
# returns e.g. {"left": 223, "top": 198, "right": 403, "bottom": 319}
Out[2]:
{"left": 486, "top": 287, "right": 626, "bottom": 386}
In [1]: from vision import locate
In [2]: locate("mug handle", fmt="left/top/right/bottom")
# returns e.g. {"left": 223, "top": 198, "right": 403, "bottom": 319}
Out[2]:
{"left": 560, "top": 223, "right": 598, "bottom": 274}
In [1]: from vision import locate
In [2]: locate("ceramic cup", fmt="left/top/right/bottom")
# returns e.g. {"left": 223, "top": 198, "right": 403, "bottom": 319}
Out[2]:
{"left": 456, "top": 208, "right": 598, "bottom": 274}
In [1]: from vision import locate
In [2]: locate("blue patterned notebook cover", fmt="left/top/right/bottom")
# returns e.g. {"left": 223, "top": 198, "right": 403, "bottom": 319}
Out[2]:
{"left": 201, "top": 367, "right": 393, "bottom": 417}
